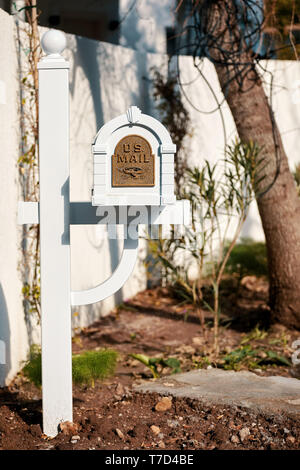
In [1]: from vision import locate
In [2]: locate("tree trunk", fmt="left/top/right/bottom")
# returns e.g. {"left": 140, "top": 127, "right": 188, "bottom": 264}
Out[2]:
{"left": 218, "top": 67, "right": 300, "bottom": 328}
{"left": 206, "top": 2, "right": 300, "bottom": 329}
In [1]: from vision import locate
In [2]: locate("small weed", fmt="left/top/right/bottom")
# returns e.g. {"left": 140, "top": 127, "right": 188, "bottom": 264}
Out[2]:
{"left": 268, "top": 332, "right": 290, "bottom": 348}
{"left": 240, "top": 326, "right": 268, "bottom": 344}
{"left": 130, "top": 353, "right": 181, "bottom": 379}
{"left": 193, "top": 356, "right": 211, "bottom": 369}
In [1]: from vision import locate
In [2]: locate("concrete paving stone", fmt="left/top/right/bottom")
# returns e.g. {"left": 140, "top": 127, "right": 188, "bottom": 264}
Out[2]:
{"left": 134, "top": 369, "right": 300, "bottom": 415}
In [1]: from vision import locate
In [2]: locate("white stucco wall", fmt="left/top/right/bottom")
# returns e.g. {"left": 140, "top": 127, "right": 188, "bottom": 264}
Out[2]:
{"left": 175, "top": 55, "right": 300, "bottom": 241}
{"left": 0, "top": 9, "right": 28, "bottom": 385}
{"left": 120, "top": 0, "right": 175, "bottom": 53}
{"left": 1, "top": 7, "right": 300, "bottom": 384}
{"left": 64, "top": 34, "right": 149, "bottom": 328}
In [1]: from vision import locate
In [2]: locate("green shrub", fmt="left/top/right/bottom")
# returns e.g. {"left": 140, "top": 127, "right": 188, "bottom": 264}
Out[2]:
{"left": 225, "top": 238, "right": 268, "bottom": 278}
{"left": 23, "top": 347, "right": 118, "bottom": 387}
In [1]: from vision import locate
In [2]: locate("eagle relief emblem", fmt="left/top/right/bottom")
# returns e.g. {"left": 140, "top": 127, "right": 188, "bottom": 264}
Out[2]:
{"left": 112, "top": 135, "right": 155, "bottom": 187}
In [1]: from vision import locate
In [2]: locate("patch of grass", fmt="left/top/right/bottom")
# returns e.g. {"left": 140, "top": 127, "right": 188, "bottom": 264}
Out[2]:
{"left": 225, "top": 238, "right": 268, "bottom": 278}
{"left": 23, "top": 345, "right": 42, "bottom": 387}
{"left": 23, "top": 347, "right": 118, "bottom": 388}
{"left": 72, "top": 350, "right": 118, "bottom": 387}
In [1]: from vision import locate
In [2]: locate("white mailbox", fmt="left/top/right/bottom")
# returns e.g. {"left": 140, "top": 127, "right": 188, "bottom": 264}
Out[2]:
{"left": 92, "top": 106, "right": 176, "bottom": 206}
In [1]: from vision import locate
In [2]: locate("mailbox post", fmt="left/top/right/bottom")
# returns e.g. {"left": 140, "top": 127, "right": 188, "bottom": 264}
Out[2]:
{"left": 18, "top": 30, "right": 190, "bottom": 437}
{"left": 38, "top": 30, "right": 73, "bottom": 435}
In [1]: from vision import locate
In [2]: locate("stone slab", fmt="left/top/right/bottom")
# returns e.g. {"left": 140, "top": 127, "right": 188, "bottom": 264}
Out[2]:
{"left": 135, "top": 369, "right": 300, "bottom": 416}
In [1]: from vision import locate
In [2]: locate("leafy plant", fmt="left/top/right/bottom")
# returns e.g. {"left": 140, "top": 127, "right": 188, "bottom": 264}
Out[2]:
{"left": 22, "top": 282, "right": 41, "bottom": 315}
{"left": 221, "top": 345, "right": 291, "bottom": 371}
{"left": 23, "top": 347, "right": 118, "bottom": 387}
{"left": 146, "top": 140, "right": 264, "bottom": 355}
{"left": 130, "top": 353, "right": 181, "bottom": 379}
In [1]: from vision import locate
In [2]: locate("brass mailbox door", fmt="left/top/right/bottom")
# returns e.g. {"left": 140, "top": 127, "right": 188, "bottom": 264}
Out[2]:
{"left": 112, "top": 134, "right": 155, "bottom": 187}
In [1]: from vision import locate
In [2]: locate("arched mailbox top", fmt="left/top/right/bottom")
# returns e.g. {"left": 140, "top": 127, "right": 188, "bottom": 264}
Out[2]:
{"left": 92, "top": 106, "right": 177, "bottom": 207}
{"left": 93, "top": 106, "right": 173, "bottom": 147}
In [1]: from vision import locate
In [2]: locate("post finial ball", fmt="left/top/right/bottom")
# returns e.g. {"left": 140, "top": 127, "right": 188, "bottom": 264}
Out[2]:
{"left": 41, "top": 30, "right": 67, "bottom": 55}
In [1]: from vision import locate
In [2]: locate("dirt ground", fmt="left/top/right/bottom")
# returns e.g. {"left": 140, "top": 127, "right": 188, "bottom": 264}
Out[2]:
{"left": 0, "top": 278, "right": 300, "bottom": 450}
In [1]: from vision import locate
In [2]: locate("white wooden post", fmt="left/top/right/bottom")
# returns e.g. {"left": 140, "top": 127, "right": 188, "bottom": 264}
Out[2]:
{"left": 38, "top": 30, "right": 72, "bottom": 436}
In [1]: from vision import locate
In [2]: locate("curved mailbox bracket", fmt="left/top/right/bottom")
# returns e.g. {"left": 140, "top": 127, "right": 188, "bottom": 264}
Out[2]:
{"left": 70, "top": 228, "right": 138, "bottom": 306}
